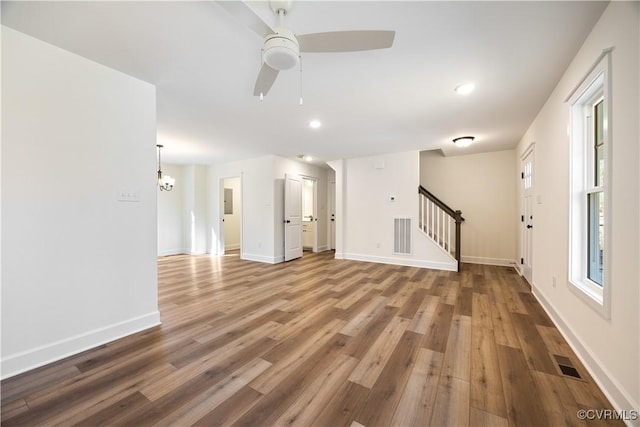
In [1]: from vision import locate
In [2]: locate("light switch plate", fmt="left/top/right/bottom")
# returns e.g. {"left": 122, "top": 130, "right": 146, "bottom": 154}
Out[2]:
{"left": 117, "top": 189, "right": 140, "bottom": 202}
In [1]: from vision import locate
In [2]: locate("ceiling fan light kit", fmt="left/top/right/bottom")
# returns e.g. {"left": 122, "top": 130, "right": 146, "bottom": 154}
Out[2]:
{"left": 263, "top": 28, "right": 300, "bottom": 70}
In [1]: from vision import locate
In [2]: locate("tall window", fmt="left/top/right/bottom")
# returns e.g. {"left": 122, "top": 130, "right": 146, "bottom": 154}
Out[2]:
{"left": 568, "top": 51, "right": 611, "bottom": 318}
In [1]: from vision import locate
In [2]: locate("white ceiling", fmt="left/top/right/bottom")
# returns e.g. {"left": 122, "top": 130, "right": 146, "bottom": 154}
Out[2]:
{"left": 2, "top": 1, "right": 607, "bottom": 165}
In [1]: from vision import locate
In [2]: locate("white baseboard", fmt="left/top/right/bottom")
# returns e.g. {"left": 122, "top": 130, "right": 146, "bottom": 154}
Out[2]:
{"left": 224, "top": 251, "right": 333, "bottom": 264}
{"left": 188, "top": 249, "right": 207, "bottom": 255}
{"left": 241, "top": 252, "right": 282, "bottom": 264}
{"left": 1, "top": 311, "right": 161, "bottom": 380}
{"left": 343, "top": 253, "right": 457, "bottom": 271}
{"left": 224, "top": 244, "right": 240, "bottom": 251}
{"left": 532, "top": 287, "right": 640, "bottom": 427}
{"left": 158, "top": 248, "right": 185, "bottom": 257}
{"left": 461, "top": 255, "right": 517, "bottom": 268}
{"left": 317, "top": 245, "right": 330, "bottom": 252}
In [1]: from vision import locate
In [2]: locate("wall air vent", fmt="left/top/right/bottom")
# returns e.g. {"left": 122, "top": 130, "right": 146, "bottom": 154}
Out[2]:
{"left": 394, "top": 218, "right": 412, "bottom": 255}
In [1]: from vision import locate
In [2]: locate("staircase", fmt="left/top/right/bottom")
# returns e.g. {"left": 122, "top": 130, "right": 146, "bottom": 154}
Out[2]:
{"left": 418, "top": 185, "right": 465, "bottom": 271}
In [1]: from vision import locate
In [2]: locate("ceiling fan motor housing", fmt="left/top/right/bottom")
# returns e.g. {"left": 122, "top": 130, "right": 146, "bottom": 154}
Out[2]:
{"left": 263, "top": 27, "right": 299, "bottom": 70}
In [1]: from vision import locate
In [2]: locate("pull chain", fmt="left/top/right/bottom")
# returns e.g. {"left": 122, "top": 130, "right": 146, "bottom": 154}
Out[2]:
{"left": 299, "top": 55, "right": 303, "bottom": 106}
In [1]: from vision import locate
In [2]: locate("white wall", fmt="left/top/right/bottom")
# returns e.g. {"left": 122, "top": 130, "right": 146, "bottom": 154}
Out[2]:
{"left": 182, "top": 165, "right": 208, "bottom": 254}
{"left": 223, "top": 176, "right": 241, "bottom": 250}
{"left": 157, "top": 163, "right": 184, "bottom": 256}
{"left": 208, "top": 156, "right": 276, "bottom": 262}
{"left": 335, "top": 150, "right": 457, "bottom": 270}
{"left": 1, "top": 27, "right": 159, "bottom": 378}
{"left": 206, "top": 155, "right": 331, "bottom": 263}
{"left": 327, "top": 160, "right": 345, "bottom": 255}
{"left": 516, "top": 2, "right": 639, "bottom": 415}
{"left": 156, "top": 163, "right": 208, "bottom": 256}
{"left": 420, "top": 149, "right": 518, "bottom": 266}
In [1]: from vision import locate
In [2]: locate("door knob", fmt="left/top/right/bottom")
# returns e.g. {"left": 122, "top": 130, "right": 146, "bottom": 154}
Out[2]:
{"left": 527, "top": 224, "right": 533, "bottom": 229}
{"left": 285, "top": 219, "right": 291, "bottom": 223}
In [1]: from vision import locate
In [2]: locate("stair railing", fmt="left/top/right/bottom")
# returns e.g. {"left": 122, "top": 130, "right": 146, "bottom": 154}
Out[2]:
{"left": 418, "top": 186, "right": 465, "bottom": 270}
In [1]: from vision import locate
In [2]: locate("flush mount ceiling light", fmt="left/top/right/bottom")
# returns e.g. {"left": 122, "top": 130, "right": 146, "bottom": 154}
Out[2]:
{"left": 309, "top": 119, "right": 322, "bottom": 129}
{"left": 453, "top": 136, "right": 475, "bottom": 147}
{"left": 156, "top": 144, "right": 175, "bottom": 191}
{"left": 297, "top": 154, "right": 313, "bottom": 162}
{"left": 454, "top": 82, "right": 475, "bottom": 95}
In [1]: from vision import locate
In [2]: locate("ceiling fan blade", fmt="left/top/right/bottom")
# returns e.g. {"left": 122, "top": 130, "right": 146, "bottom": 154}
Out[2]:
{"left": 253, "top": 63, "right": 279, "bottom": 96}
{"left": 217, "top": 1, "right": 275, "bottom": 38}
{"left": 298, "top": 30, "right": 395, "bottom": 53}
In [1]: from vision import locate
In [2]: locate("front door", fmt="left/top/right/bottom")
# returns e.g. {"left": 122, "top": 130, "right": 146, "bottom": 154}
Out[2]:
{"left": 521, "top": 145, "right": 535, "bottom": 284}
{"left": 284, "top": 173, "right": 303, "bottom": 261}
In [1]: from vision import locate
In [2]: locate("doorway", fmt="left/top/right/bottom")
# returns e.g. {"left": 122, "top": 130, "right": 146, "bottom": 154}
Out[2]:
{"left": 520, "top": 144, "right": 535, "bottom": 284}
{"left": 222, "top": 176, "right": 241, "bottom": 254}
{"left": 283, "top": 174, "right": 320, "bottom": 261}
{"left": 302, "top": 177, "right": 317, "bottom": 252}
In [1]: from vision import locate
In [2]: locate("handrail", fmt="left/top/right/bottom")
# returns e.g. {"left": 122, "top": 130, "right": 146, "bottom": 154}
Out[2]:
{"left": 418, "top": 185, "right": 465, "bottom": 271}
{"left": 419, "top": 185, "right": 465, "bottom": 222}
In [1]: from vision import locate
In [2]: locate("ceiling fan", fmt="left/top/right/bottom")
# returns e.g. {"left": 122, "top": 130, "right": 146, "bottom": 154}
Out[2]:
{"left": 217, "top": 0, "right": 395, "bottom": 97}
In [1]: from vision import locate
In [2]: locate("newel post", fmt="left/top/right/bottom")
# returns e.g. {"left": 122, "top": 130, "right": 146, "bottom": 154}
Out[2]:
{"left": 455, "top": 210, "right": 462, "bottom": 272}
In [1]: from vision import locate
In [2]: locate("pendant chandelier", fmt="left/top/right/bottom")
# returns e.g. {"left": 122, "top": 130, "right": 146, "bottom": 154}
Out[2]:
{"left": 156, "top": 144, "right": 175, "bottom": 191}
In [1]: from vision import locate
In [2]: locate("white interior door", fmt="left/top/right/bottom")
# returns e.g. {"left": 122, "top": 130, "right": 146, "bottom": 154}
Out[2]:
{"left": 284, "top": 173, "right": 303, "bottom": 261}
{"left": 521, "top": 146, "right": 535, "bottom": 284}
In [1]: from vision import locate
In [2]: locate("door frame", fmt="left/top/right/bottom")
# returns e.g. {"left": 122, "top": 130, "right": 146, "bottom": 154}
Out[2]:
{"left": 301, "top": 176, "right": 319, "bottom": 253}
{"left": 220, "top": 175, "right": 242, "bottom": 256}
{"left": 328, "top": 180, "right": 336, "bottom": 250}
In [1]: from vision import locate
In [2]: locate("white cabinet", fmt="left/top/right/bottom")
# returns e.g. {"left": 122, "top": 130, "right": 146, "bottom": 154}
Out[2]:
{"left": 302, "top": 222, "right": 314, "bottom": 248}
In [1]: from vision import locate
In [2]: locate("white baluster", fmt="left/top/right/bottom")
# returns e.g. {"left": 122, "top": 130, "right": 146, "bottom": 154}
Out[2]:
{"left": 448, "top": 215, "right": 451, "bottom": 255}
{"left": 421, "top": 195, "right": 425, "bottom": 232}
{"left": 436, "top": 205, "right": 440, "bottom": 245}
{"left": 430, "top": 201, "right": 435, "bottom": 239}
{"left": 425, "top": 198, "right": 429, "bottom": 235}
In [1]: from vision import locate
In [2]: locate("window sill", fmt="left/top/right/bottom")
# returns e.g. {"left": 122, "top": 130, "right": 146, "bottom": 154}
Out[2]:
{"left": 568, "top": 278, "right": 610, "bottom": 319}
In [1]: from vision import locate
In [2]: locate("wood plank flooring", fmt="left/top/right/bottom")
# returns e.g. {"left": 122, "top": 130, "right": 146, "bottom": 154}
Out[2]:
{"left": 1, "top": 251, "right": 622, "bottom": 426}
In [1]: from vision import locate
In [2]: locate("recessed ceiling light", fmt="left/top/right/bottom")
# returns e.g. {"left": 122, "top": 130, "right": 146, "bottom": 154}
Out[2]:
{"left": 453, "top": 136, "right": 475, "bottom": 147}
{"left": 454, "top": 82, "right": 475, "bottom": 95}
{"left": 309, "top": 120, "right": 322, "bottom": 129}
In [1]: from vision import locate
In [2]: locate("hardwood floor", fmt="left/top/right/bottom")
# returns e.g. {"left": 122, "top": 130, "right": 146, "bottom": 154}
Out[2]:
{"left": 1, "top": 251, "right": 622, "bottom": 426}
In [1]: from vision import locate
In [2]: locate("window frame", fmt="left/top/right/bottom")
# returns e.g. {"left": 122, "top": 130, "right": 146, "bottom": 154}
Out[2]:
{"left": 567, "top": 50, "right": 612, "bottom": 319}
